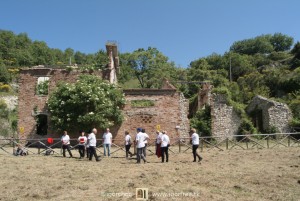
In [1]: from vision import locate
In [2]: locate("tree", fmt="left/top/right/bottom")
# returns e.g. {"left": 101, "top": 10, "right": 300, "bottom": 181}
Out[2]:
{"left": 127, "top": 47, "right": 178, "bottom": 88}
{"left": 270, "top": 33, "right": 294, "bottom": 52}
{"left": 0, "top": 65, "right": 10, "bottom": 83}
{"left": 47, "top": 75, "right": 125, "bottom": 131}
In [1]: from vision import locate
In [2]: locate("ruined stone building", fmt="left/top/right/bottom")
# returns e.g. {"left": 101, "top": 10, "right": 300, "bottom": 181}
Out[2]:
{"left": 17, "top": 43, "right": 190, "bottom": 143}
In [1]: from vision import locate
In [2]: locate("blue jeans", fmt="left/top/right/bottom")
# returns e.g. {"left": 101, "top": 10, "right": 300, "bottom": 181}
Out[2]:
{"left": 103, "top": 144, "right": 111, "bottom": 156}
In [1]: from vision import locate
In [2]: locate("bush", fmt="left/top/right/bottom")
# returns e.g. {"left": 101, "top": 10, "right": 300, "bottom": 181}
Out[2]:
{"left": 0, "top": 84, "right": 11, "bottom": 92}
{"left": 190, "top": 106, "right": 211, "bottom": 137}
{"left": 48, "top": 75, "right": 125, "bottom": 131}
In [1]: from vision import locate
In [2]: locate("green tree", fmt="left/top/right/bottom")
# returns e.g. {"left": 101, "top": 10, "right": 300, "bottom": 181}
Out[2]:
{"left": 128, "top": 47, "right": 178, "bottom": 88}
{"left": 0, "top": 65, "right": 10, "bottom": 83}
{"left": 48, "top": 75, "right": 125, "bottom": 131}
{"left": 270, "top": 33, "right": 294, "bottom": 52}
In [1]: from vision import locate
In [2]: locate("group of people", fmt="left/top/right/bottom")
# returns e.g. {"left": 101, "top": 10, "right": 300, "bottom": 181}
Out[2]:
{"left": 60, "top": 127, "right": 203, "bottom": 163}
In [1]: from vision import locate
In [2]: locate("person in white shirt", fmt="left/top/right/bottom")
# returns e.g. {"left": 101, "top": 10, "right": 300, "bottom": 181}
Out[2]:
{"left": 141, "top": 128, "right": 150, "bottom": 157}
{"left": 61, "top": 131, "right": 73, "bottom": 158}
{"left": 124, "top": 131, "right": 133, "bottom": 158}
{"left": 87, "top": 128, "right": 100, "bottom": 161}
{"left": 190, "top": 128, "right": 202, "bottom": 162}
{"left": 103, "top": 128, "right": 112, "bottom": 157}
{"left": 77, "top": 131, "right": 87, "bottom": 159}
{"left": 135, "top": 128, "right": 147, "bottom": 163}
{"left": 155, "top": 130, "right": 163, "bottom": 157}
{"left": 160, "top": 131, "right": 170, "bottom": 163}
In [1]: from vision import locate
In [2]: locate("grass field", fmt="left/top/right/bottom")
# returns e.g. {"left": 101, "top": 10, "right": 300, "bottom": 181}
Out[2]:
{"left": 0, "top": 147, "right": 299, "bottom": 201}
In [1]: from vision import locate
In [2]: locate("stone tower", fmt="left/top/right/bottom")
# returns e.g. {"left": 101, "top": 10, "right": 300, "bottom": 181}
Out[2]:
{"left": 105, "top": 42, "right": 119, "bottom": 84}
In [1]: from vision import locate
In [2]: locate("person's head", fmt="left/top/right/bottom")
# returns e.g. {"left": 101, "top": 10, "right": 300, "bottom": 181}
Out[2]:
{"left": 79, "top": 130, "right": 85, "bottom": 136}
{"left": 141, "top": 128, "right": 145, "bottom": 133}
{"left": 156, "top": 130, "right": 160, "bottom": 134}
{"left": 191, "top": 128, "right": 196, "bottom": 133}
{"left": 162, "top": 130, "right": 167, "bottom": 134}
{"left": 92, "top": 128, "right": 97, "bottom": 134}
{"left": 63, "top": 131, "right": 67, "bottom": 135}
{"left": 137, "top": 128, "right": 142, "bottom": 133}
{"left": 125, "top": 131, "right": 129, "bottom": 135}
{"left": 106, "top": 128, "right": 110, "bottom": 132}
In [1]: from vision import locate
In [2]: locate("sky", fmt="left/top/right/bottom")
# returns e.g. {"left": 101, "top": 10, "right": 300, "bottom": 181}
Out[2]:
{"left": 1, "top": 0, "right": 299, "bottom": 67}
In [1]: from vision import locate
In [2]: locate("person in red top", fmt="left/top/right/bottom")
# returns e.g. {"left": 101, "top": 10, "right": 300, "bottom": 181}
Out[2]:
{"left": 77, "top": 131, "right": 87, "bottom": 159}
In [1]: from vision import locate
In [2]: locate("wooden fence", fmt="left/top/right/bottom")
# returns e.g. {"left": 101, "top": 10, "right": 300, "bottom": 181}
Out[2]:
{"left": 0, "top": 133, "right": 299, "bottom": 157}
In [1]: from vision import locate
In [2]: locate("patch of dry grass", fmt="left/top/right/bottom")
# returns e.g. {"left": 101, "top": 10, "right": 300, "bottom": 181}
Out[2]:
{"left": 0, "top": 147, "right": 299, "bottom": 201}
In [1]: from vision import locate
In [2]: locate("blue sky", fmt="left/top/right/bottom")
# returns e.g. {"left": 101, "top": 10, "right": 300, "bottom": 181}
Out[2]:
{"left": 1, "top": 0, "right": 299, "bottom": 67}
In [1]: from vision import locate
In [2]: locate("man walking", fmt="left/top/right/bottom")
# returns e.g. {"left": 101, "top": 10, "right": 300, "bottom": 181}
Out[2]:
{"left": 88, "top": 128, "right": 100, "bottom": 162}
{"left": 103, "top": 128, "right": 112, "bottom": 157}
{"left": 61, "top": 131, "right": 73, "bottom": 158}
{"left": 161, "top": 131, "right": 170, "bottom": 163}
{"left": 191, "top": 128, "right": 202, "bottom": 162}
{"left": 125, "top": 131, "right": 133, "bottom": 159}
{"left": 135, "top": 128, "right": 147, "bottom": 163}
{"left": 141, "top": 128, "right": 149, "bottom": 157}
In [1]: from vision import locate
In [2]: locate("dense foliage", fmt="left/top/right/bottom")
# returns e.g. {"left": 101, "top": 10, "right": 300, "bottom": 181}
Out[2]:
{"left": 48, "top": 75, "right": 125, "bottom": 131}
{"left": 1, "top": 29, "right": 300, "bottom": 134}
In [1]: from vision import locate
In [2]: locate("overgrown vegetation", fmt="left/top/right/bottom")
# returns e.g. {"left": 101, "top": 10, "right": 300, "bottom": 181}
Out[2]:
{"left": 47, "top": 75, "right": 125, "bottom": 131}
{"left": 1, "top": 30, "right": 300, "bottom": 133}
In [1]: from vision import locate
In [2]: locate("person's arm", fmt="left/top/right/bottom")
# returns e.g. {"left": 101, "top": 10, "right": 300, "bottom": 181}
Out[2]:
{"left": 110, "top": 133, "right": 112, "bottom": 144}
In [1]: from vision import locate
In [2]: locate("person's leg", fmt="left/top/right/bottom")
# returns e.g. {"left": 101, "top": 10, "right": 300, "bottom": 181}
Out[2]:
{"left": 143, "top": 144, "right": 147, "bottom": 157}
{"left": 161, "top": 147, "right": 165, "bottom": 162}
{"left": 93, "top": 146, "right": 100, "bottom": 161}
{"left": 86, "top": 147, "right": 90, "bottom": 158}
{"left": 67, "top": 145, "right": 73, "bottom": 157}
{"left": 128, "top": 144, "right": 133, "bottom": 157}
{"left": 78, "top": 146, "right": 83, "bottom": 157}
{"left": 137, "top": 148, "right": 141, "bottom": 163}
{"left": 195, "top": 145, "right": 202, "bottom": 161}
{"left": 62, "top": 145, "right": 66, "bottom": 157}
{"left": 125, "top": 145, "right": 129, "bottom": 158}
{"left": 103, "top": 144, "right": 106, "bottom": 156}
{"left": 82, "top": 146, "right": 85, "bottom": 158}
{"left": 89, "top": 147, "right": 94, "bottom": 161}
{"left": 107, "top": 144, "right": 111, "bottom": 157}
{"left": 192, "top": 145, "right": 197, "bottom": 162}
{"left": 166, "top": 147, "right": 169, "bottom": 162}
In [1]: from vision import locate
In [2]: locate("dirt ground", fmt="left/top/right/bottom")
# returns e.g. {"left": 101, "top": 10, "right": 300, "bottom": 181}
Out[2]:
{"left": 0, "top": 147, "right": 299, "bottom": 201}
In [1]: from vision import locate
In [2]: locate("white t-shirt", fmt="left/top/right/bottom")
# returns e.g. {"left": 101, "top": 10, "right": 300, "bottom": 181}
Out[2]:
{"left": 78, "top": 136, "right": 87, "bottom": 145}
{"left": 103, "top": 132, "right": 112, "bottom": 144}
{"left": 143, "top": 132, "right": 149, "bottom": 144}
{"left": 135, "top": 132, "right": 145, "bottom": 148}
{"left": 61, "top": 135, "right": 70, "bottom": 145}
{"left": 125, "top": 134, "right": 131, "bottom": 145}
{"left": 156, "top": 132, "right": 163, "bottom": 144}
{"left": 161, "top": 134, "right": 170, "bottom": 147}
{"left": 88, "top": 133, "right": 97, "bottom": 147}
{"left": 191, "top": 133, "right": 200, "bottom": 145}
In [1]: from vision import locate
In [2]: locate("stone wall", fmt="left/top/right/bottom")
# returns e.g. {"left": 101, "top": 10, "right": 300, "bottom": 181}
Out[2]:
{"left": 247, "top": 95, "right": 292, "bottom": 133}
{"left": 110, "top": 89, "right": 189, "bottom": 144}
{"left": 17, "top": 68, "right": 190, "bottom": 144}
{"left": 211, "top": 94, "right": 241, "bottom": 139}
{"left": 18, "top": 68, "right": 102, "bottom": 139}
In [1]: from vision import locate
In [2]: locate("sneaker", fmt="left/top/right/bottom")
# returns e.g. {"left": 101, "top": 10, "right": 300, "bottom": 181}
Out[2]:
{"left": 198, "top": 157, "right": 203, "bottom": 162}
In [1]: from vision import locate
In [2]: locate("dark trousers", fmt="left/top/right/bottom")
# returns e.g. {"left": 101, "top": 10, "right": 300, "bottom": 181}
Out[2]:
{"left": 89, "top": 146, "right": 99, "bottom": 161}
{"left": 62, "top": 144, "right": 73, "bottom": 157}
{"left": 137, "top": 147, "right": 146, "bottom": 163}
{"left": 78, "top": 145, "right": 85, "bottom": 158}
{"left": 161, "top": 146, "right": 169, "bottom": 162}
{"left": 86, "top": 147, "right": 90, "bottom": 158}
{"left": 143, "top": 143, "right": 147, "bottom": 157}
{"left": 125, "top": 144, "right": 133, "bottom": 158}
{"left": 192, "top": 145, "right": 201, "bottom": 161}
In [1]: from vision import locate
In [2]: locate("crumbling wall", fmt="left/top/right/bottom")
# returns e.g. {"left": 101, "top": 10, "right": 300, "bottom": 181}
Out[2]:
{"left": 247, "top": 95, "right": 292, "bottom": 133}
{"left": 18, "top": 68, "right": 102, "bottom": 139}
{"left": 211, "top": 94, "right": 241, "bottom": 139}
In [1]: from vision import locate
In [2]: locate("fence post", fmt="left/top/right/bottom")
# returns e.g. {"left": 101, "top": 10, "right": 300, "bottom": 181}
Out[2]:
{"left": 38, "top": 141, "right": 40, "bottom": 154}
{"left": 226, "top": 138, "right": 229, "bottom": 150}
{"left": 267, "top": 136, "right": 269, "bottom": 149}
{"left": 246, "top": 137, "right": 249, "bottom": 149}
{"left": 200, "top": 138, "right": 204, "bottom": 152}
{"left": 178, "top": 138, "right": 181, "bottom": 153}
{"left": 288, "top": 135, "right": 290, "bottom": 147}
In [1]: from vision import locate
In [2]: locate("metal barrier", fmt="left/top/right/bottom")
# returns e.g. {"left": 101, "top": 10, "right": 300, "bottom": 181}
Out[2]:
{"left": 0, "top": 133, "right": 299, "bottom": 156}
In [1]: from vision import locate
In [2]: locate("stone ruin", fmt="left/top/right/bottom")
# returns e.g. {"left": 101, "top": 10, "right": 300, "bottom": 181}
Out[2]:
{"left": 17, "top": 44, "right": 190, "bottom": 144}
{"left": 16, "top": 43, "right": 293, "bottom": 143}
{"left": 246, "top": 95, "right": 292, "bottom": 133}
